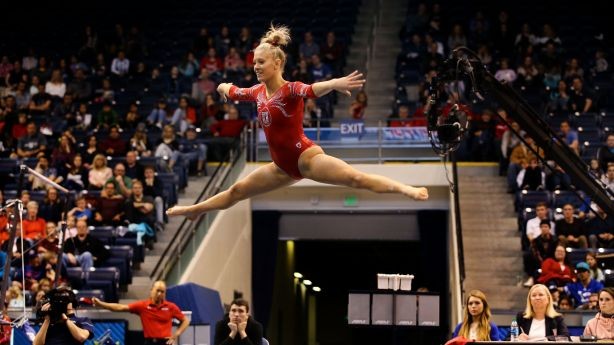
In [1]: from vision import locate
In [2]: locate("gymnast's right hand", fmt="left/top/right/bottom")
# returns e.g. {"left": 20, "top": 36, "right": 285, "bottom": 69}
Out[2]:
{"left": 217, "top": 83, "right": 232, "bottom": 102}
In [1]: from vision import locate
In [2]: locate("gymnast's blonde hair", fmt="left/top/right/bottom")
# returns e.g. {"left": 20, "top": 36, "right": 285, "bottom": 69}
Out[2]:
{"left": 256, "top": 24, "right": 291, "bottom": 68}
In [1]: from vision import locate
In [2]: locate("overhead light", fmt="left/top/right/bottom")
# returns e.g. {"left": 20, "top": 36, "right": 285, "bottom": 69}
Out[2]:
{"left": 294, "top": 272, "right": 303, "bottom": 279}
{"left": 312, "top": 286, "right": 321, "bottom": 292}
{"left": 303, "top": 280, "right": 312, "bottom": 286}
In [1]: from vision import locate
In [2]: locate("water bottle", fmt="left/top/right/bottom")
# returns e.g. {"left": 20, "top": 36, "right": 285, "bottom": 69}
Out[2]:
{"left": 510, "top": 319, "right": 519, "bottom": 342}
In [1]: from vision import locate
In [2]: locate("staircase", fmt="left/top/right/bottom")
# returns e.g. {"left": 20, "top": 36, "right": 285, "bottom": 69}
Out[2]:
{"left": 458, "top": 166, "right": 526, "bottom": 310}
{"left": 334, "top": 0, "right": 407, "bottom": 121}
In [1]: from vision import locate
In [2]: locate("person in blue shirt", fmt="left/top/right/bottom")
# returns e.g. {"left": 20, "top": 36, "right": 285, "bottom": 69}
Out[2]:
{"left": 452, "top": 289, "right": 501, "bottom": 341}
{"left": 563, "top": 262, "right": 604, "bottom": 308}
{"left": 559, "top": 120, "right": 579, "bottom": 155}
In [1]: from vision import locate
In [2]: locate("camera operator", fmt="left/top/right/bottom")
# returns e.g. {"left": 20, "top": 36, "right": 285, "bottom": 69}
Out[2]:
{"left": 33, "top": 287, "right": 94, "bottom": 345}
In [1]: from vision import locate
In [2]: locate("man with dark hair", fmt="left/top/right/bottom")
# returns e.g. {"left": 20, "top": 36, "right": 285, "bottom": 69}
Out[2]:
{"left": 526, "top": 202, "right": 555, "bottom": 243}
{"left": 214, "top": 299, "right": 263, "bottom": 345}
{"left": 555, "top": 204, "right": 587, "bottom": 248}
{"left": 597, "top": 134, "right": 614, "bottom": 171}
{"left": 16, "top": 122, "right": 47, "bottom": 158}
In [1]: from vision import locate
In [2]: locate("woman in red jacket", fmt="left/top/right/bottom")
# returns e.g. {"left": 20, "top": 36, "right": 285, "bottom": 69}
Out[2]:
{"left": 538, "top": 245, "right": 573, "bottom": 287}
{"left": 167, "top": 25, "right": 428, "bottom": 219}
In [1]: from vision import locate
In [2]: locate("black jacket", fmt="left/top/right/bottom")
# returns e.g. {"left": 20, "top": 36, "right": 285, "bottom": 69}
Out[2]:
{"left": 214, "top": 315, "right": 263, "bottom": 345}
{"left": 515, "top": 311, "right": 569, "bottom": 340}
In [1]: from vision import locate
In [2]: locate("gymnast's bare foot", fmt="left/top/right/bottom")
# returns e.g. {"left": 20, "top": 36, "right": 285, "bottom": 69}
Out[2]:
{"left": 404, "top": 186, "right": 429, "bottom": 201}
{"left": 166, "top": 206, "right": 200, "bottom": 221}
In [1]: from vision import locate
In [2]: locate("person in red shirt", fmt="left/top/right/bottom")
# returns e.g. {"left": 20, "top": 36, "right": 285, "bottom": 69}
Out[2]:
{"left": 167, "top": 25, "right": 428, "bottom": 220}
{"left": 22, "top": 200, "right": 47, "bottom": 241}
{"left": 209, "top": 105, "right": 246, "bottom": 137}
{"left": 92, "top": 281, "right": 189, "bottom": 345}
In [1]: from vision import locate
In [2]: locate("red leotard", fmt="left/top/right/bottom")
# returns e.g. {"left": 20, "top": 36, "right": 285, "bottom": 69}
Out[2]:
{"left": 229, "top": 82, "right": 318, "bottom": 179}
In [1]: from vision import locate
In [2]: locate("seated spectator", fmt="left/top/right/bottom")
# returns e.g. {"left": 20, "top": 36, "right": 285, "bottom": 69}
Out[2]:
{"left": 67, "top": 195, "right": 94, "bottom": 222}
{"left": 39, "top": 187, "right": 63, "bottom": 224}
{"left": 146, "top": 98, "right": 169, "bottom": 128}
{"left": 201, "top": 48, "right": 223, "bottom": 78}
{"left": 562, "top": 262, "right": 603, "bottom": 308}
{"left": 123, "top": 102, "right": 141, "bottom": 131}
{"left": 590, "top": 158, "right": 605, "bottom": 181}
{"left": 74, "top": 102, "right": 93, "bottom": 131}
{"left": 124, "top": 151, "right": 144, "bottom": 180}
{"left": 310, "top": 54, "right": 332, "bottom": 82}
{"left": 587, "top": 205, "right": 614, "bottom": 249}
{"left": 568, "top": 77, "right": 593, "bottom": 114}
{"left": 22, "top": 201, "right": 46, "bottom": 241}
{"left": 516, "top": 56, "right": 541, "bottom": 88}
{"left": 349, "top": 91, "right": 367, "bottom": 120}
{"left": 129, "top": 130, "right": 152, "bottom": 157}
{"left": 51, "top": 133, "right": 77, "bottom": 177}
{"left": 516, "top": 158, "right": 545, "bottom": 191}
{"left": 29, "top": 156, "right": 62, "bottom": 191}
{"left": 579, "top": 292, "right": 599, "bottom": 311}
{"left": 11, "top": 111, "right": 28, "bottom": 144}
{"left": 66, "top": 68, "right": 92, "bottom": 101}
{"left": 563, "top": 57, "right": 584, "bottom": 82}
{"left": 51, "top": 94, "right": 76, "bottom": 132}
{"left": 107, "top": 162, "right": 133, "bottom": 198}
{"left": 299, "top": 31, "right": 319, "bottom": 60}
{"left": 37, "top": 222, "right": 59, "bottom": 255}
{"left": 602, "top": 165, "right": 614, "bottom": 193}
{"left": 388, "top": 105, "right": 412, "bottom": 127}
{"left": 96, "top": 101, "right": 119, "bottom": 131}
{"left": 28, "top": 83, "right": 52, "bottom": 116}
{"left": 451, "top": 290, "right": 500, "bottom": 341}
{"left": 537, "top": 245, "right": 573, "bottom": 287}
{"left": 517, "top": 284, "right": 569, "bottom": 341}
{"left": 44, "top": 69, "right": 66, "bottom": 99}
{"left": 178, "top": 52, "right": 200, "bottom": 79}
{"left": 94, "top": 78, "right": 115, "bottom": 103}
{"left": 65, "top": 154, "right": 89, "bottom": 191}
{"left": 99, "top": 125, "right": 127, "bottom": 157}
{"left": 88, "top": 154, "right": 113, "bottom": 190}
{"left": 192, "top": 69, "right": 216, "bottom": 104}
{"left": 154, "top": 125, "right": 181, "bottom": 172}
{"left": 547, "top": 80, "right": 570, "bottom": 113}
{"left": 16, "top": 122, "right": 47, "bottom": 159}
{"left": 179, "top": 127, "right": 207, "bottom": 176}
{"left": 526, "top": 202, "right": 556, "bottom": 243}
{"left": 201, "top": 93, "right": 224, "bottom": 127}
{"left": 170, "top": 96, "right": 191, "bottom": 135}
{"left": 469, "top": 109, "right": 497, "bottom": 162}
{"left": 94, "top": 181, "right": 125, "bottom": 226}
{"left": 81, "top": 135, "right": 101, "bottom": 169}
{"left": 494, "top": 58, "right": 517, "bottom": 84}
{"left": 143, "top": 165, "right": 165, "bottom": 226}
{"left": 214, "top": 298, "right": 263, "bottom": 345}
{"left": 558, "top": 295, "right": 573, "bottom": 311}
{"left": 507, "top": 134, "right": 542, "bottom": 192}
{"left": 586, "top": 251, "right": 605, "bottom": 283}
{"left": 110, "top": 51, "right": 130, "bottom": 78}
{"left": 583, "top": 288, "right": 614, "bottom": 340}
{"left": 210, "top": 105, "right": 246, "bottom": 137}
{"left": 303, "top": 99, "right": 321, "bottom": 128}
{"left": 62, "top": 219, "right": 110, "bottom": 271}
{"left": 555, "top": 204, "right": 588, "bottom": 248}
{"left": 291, "top": 58, "right": 313, "bottom": 84}
{"left": 559, "top": 120, "right": 579, "bottom": 155}
{"left": 224, "top": 47, "right": 245, "bottom": 75}
{"left": 125, "top": 180, "right": 155, "bottom": 229}
{"left": 320, "top": 31, "right": 344, "bottom": 75}
{"left": 524, "top": 220, "right": 558, "bottom": 287}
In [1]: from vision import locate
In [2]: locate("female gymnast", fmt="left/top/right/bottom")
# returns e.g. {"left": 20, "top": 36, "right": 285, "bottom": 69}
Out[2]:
{"left": 166, "top": 25, "right": 428, "bottom": 220}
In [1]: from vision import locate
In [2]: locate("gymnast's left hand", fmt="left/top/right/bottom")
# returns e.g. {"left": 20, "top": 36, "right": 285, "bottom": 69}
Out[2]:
{"left": 334, "top": 70, "right": 366, "bottom": 97}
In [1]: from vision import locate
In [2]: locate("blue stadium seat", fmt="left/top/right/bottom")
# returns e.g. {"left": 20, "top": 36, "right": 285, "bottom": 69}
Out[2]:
{"left": 518, "top": 190, "right": 551, "bottom": 211}
{"left": 85, "top": 267, "right": 120, "bottom": 302}
{"left": 65, "top": 267, "right": 85, "bottom": 289}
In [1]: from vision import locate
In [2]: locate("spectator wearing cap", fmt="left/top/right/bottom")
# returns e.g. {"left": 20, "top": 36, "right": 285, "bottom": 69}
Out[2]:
{"left": 562, "top": 262, "right": 603, "bottom": 308}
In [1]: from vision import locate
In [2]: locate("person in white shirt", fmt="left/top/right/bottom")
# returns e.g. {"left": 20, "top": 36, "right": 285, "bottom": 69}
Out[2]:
{"left": 526, "top": 202, "right": 555, "bottom": 242}
{"left": 111, "top": 51, "right": 130, "bottom": 76}
{"left": 44, "top": 69, "right": 66, "bottom": 98}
